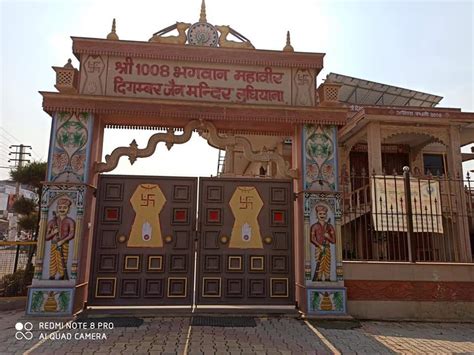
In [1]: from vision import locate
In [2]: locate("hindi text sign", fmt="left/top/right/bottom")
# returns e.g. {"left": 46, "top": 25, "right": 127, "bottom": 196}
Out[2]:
{"left": 104, "top": 56, "right": 293, "bottom": 106}
{"left": 371, "top": 176, "right": 443, "bottom": 233}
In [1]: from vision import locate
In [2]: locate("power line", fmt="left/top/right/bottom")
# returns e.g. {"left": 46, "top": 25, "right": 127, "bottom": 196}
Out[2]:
{"left": 0, "top": 134, "right": 18, "bottom": 146}
{"left": 0, "top": 140, "right": 14, "bottom": 149}
{"left": 30, "top": 148, "right": 44, "bottom": 160}
{"left": 0, "top": 127, "right": 21, "bottom": 144}
{"left": 1, "top": 131, "right": 43, "bottom": 161}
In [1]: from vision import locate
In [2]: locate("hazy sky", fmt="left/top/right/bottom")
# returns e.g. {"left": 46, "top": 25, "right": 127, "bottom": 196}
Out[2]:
{"left": 0, "top": 0, "right": 473, "bottom": 180}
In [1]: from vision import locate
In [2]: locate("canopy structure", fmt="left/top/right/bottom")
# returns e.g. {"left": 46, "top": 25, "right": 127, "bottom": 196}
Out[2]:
{"left": 327, "top": 72, "right": 443, "bottom": 107}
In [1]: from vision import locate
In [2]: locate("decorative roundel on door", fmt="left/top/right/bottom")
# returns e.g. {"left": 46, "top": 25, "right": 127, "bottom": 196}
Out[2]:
{"left": 187, "top": 22, "right": 219, "bottom": 47}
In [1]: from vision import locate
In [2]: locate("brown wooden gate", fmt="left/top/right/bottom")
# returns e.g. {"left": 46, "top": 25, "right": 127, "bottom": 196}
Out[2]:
{"left": 89, "top": 175, "right": 294, "bottom": 308}
{"left": 197, "top": 178, "right": 294, "bottom": 306}
{"left": 89, "top": 175, "right": 197, "bottom": 306}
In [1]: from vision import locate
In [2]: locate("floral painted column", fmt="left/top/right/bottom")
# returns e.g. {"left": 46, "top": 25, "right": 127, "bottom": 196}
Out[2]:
{"left": 27, "top": 112, "right": 95, "bottom": 315}
{"left": 303, "top": 124, "right": 347, "bottom": 316}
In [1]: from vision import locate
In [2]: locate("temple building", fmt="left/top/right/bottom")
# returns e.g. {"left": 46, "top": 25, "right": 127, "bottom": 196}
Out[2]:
{"left": 26, "top": 2, "right": 473, "bottom": 320}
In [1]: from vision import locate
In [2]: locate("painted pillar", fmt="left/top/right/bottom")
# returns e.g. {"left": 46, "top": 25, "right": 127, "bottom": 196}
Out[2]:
{"left": 302, "top": 125, "right": 346, "bottom": 316}
{"left": 302, "top": 124, "right": 347, "bottom": 316}
{"left": 27, "top": 111, "right": 96, "bottom": 315}
{"left": 447, "top": 125, "right": 472, "bottom": 262}
{"left": 76, "top": 114, "right": 104, "bottom": 310}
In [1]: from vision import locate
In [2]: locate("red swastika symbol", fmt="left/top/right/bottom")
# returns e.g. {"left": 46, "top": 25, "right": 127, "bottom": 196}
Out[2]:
{"left": 239, "top": 196, "right": 253, "bottom": 209}
{"left": 140, "top": 193, "right": 155, "bottom": 207}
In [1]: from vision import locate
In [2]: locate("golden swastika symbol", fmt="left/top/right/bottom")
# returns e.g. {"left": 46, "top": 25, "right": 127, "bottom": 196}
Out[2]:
{"left": 140, "top": 193, "right": 155, "bottom": 207}
{"left": 239, "top": 196, "right": 254, "bottom": 209}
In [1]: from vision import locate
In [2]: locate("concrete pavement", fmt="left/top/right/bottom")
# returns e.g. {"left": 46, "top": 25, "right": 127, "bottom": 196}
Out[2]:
{"left": 0, "top": 310, "right": 473, "bottom": 354}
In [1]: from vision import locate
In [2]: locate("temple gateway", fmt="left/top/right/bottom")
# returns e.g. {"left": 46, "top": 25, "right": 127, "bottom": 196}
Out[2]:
{"left": 27, "top": 2, "right": 474, "bottom": 320}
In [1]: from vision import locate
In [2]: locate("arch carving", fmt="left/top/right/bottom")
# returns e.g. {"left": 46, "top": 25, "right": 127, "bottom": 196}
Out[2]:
{"left": 380, "top": 126, "right": 449, "bottom": 146}
{"left": 94, "top": 120, "right": 298, "bottom": 179}
{"left": 342, "top": 130, "right": 367, "bottom": 156}
{"left": 381, "top": 126, "right": 449, "bottom": 163}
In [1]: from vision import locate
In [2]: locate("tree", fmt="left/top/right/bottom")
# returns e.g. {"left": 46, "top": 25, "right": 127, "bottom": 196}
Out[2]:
{"left": 12, "top": 196, "right": 37, "bottom": 234}
{"left": 9, "top": 161, "right": 47, "bottom": 271}
{"left": 10, "top": 161, "right": 46, "bottom": 191}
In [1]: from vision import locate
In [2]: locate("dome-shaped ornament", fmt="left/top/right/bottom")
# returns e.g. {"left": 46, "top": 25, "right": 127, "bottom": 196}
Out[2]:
{"left": 187, "top": 22, "right": 219, "bottom": 47}
{"left": 187, "top": 0, "right": 218, "bottom": 47}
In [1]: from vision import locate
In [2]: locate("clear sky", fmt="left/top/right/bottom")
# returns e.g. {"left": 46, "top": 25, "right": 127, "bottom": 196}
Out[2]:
{"left": 0, "top": 0, "right": 473, "bottom": 180}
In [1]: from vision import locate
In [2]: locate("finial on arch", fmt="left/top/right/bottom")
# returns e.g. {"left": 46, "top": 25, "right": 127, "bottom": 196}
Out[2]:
{"left": 199, "top": 0, "right": 207, "bottom": 22}
{"left": 107, "top": 18, "right": 119, "bottom": 40}
{"left": 64, "top": 58, "right": 74, "bottom": 69}
{"left": 283, "top": 30, "right": 294, "bottom": 52}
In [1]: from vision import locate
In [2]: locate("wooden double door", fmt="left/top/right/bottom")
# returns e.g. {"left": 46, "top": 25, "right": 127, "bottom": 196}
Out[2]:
{"left": 89, "top": 175, "right": 294, "bottom": 308}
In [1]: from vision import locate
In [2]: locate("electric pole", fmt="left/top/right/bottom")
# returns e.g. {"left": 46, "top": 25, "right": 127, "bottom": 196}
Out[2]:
{"left": 8, "top": 144, "right": 32, "bottom": 241}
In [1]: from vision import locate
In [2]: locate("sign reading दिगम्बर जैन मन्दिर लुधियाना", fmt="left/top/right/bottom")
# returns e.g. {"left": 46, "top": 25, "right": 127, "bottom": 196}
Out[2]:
{"left": 106, "top": 56, "right": 292, "bottom": 105}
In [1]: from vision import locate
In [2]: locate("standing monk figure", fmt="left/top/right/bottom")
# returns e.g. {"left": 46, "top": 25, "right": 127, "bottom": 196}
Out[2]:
{"left": 45, "top": 198, "right": 75, "bottom": 280}
{"left": 310, "top": 205, "right": 335, "bottom": 281}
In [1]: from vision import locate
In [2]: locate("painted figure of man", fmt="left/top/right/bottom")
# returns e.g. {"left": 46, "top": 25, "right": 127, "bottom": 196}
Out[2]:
{"left": 45, "top": 198, "right": 75, "bottom": 280}
{"left": 310, "top": 204, "right": 335, "bottom": 281}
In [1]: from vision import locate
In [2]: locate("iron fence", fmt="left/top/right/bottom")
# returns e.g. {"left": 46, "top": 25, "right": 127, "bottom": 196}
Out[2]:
{"left": 341, "top": 169, "right": 474, "bottom": 262}
{"left": 0, "top": 241, "right": 36, "bottom": 277}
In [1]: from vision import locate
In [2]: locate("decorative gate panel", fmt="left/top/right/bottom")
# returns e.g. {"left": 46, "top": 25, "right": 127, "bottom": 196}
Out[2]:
{"left": 89, "top": 175, "right": 197, "bottom": 306}
{"left": 197, "top": 178, "right": 294, "bottom": 305}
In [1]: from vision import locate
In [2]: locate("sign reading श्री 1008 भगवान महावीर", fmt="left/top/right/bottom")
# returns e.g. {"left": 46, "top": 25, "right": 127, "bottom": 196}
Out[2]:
{"left": 104, "top": 56, "right": 294, "bottom": 105}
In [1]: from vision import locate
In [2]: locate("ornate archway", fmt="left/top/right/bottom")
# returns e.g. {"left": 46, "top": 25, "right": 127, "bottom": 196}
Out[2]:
{"left": 27, "top": 2, "right": 349, "bottom": 316}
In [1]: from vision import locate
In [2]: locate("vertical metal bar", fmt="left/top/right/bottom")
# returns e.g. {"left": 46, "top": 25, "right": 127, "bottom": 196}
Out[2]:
{"left": 389, "top": 203, "right": 395, "bottom": 260}
{"left": 400, "top": 195, "right": 407, "bottom": 260}
{"left": 453, "top": 174, "right": 461, "bottom": 261}
{"left": 348, "top": 169, "right": 353, "bottom": 259}
{"left": 418, "top": 176, "right": 426, "bottom": 261}
{"left": 341, "top": 173, "right": 346, "bottom": 260}
{"left": 428, "top": 178, "right": 436, "bottom": 261}
{"left": 387, "top": 172, "right": 393, "bottom": 261}
{"left": 372, "top": 172, "right": 378, "bottom": 260}
{"left": 466, "top": 173, "right": 473, "bottom": 262}
{"left": 457, "top": 172, "right": 470, "bottom": 262}
{"left": 445, "top": 173, "right": 455, "bottom": 261}
{"left": 370, "top": 173, "right": 375, "bottom": 260}
{"left": 461, "top": 174, "right": 470, "bottom": 262}
{"left": 354, "top": 186, "right": 360, "bottom": 260}
{"left": 382, "top": 173, "right": 389, "bottom": 260}
{"left": 413, "top": 197, "right": 420, "bottom": 261}
{"left": 349, "top": 169, "right": 356, "bottom": 259}
{"left": 436, "top": 175, "right": 444, "bottom": 261}
{"left": 394, "top": 173, "right": 401, "bottom": 260}
{"left": 352, "top": 177, "right": 360, "bottom": 260}
{"left": 364, "top": 182, "right": 369, "bottom": 260}
{"left": 403, "top": 166, "right": 414, "bottom": 262}
{"left": 13, "top": 244, "right": 20, "bottom": 273}
{"left": 441, "top": 174, "right": 448, "bottom": 261}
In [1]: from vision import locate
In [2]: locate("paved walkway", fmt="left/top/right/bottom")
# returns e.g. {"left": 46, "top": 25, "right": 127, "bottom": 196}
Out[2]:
{"left": 0, "top": 310, "right": 473, "bottom": 354}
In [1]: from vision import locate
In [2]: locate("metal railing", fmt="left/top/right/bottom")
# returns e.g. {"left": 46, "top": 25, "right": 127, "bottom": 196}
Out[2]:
{"left": 0, "top": 241, "right": 36, "bottom": 277}
{"left": 341, "top": 168, "right": 474, "bottom": 263}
